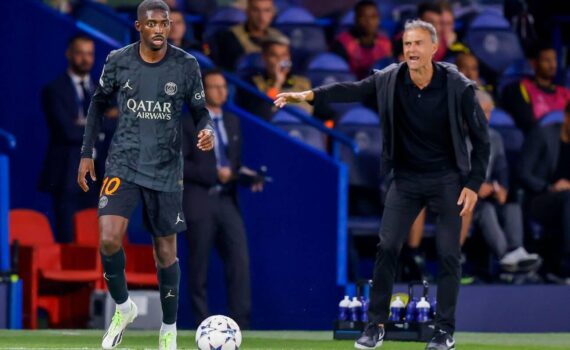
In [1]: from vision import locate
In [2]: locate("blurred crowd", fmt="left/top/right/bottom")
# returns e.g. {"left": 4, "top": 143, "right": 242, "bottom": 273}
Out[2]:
{"left": 40, "top": 0, "right": 570, "bottom": 285}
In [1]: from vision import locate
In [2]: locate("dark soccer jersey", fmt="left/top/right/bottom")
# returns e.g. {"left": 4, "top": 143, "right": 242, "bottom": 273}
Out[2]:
{"left": 81, "top": 42, "right": 213, "bottom": 192}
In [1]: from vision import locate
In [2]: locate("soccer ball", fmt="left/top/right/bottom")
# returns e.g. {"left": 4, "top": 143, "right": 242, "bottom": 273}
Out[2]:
{"left": 196, "top": 315, "right": 242, "bottom": 350}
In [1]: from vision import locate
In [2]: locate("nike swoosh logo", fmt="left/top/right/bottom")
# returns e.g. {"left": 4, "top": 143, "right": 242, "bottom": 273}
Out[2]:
{"left": 446, "top": 339, "right": 455, "bottom": 347}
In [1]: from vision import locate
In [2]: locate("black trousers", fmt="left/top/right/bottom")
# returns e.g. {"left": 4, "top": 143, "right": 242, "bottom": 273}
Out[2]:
{"left": 369, "top": 171, "right": 462, "bottom": 334}
{"left": 183, "top": 190, "right": 251, "bottom": 329}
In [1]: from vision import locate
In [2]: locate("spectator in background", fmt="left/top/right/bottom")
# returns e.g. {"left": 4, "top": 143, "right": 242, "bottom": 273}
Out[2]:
{"left": 183, "top": 70, "right": 262, "bottom": 328}
{"left": 436, "top": 0, "right": 469, "bottom": 60}
{"left": 168, "top": 9, "right": 198, "bottom": 51}
{"left": 519, "top": 102, "right": 570, "bottom": 283}
{"left": 472, "top": 90, "right": 541, "bottom": 273}
{"left": 332, "top": 0, "right": 392, "bottom": 80}
{"left": 417, "top": 2, "right": 447, "bottom": 61}
{"left": 39, "top": 35, "right": 110, "bottom": 243}
{"left": 456, "top": 52, "right": 493, "bottom": 94}
{"left": 208, "top": 0, "right": 283, "bottom": 70}
{"left": 501, "top": 45, "right": 570, "bottom": 133}
{"left": 236, "top": 35, "right": 312, "bottom": 121}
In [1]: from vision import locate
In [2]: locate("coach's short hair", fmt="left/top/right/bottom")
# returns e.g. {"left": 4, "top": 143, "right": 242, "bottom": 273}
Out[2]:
{"left": 137, "top": 0, "right": 170, "bottom": 20}
{"left": 404, "top": 19, "right": 438, "bottom": 44}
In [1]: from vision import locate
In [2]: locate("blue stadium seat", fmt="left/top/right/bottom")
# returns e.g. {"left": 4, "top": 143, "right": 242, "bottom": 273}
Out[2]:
{"left": 464, "top": 12, "right": 524, "bottom": 74}
{"left": 189, "top": 50, "right": 215, "bottom": 69}
{"left": 305, "top": 53, "right": 355, "bottom": 87}
{"left": 203, "top": 6, "right": 246, "bottom": 40}
{"left": 565, "top": 68, "right": 570, "bottom": 89}
{"left": 539, "top": 110, "right": 564, "bottom": 126}
{"left": 272, "top": 107, "right": 327, "bottom": 151}
{"left": 497, "top": 59, "right": 534, "bottom": 94}
{"left": 235, "top": 52, "right": 264, "bottom": 78}
{"left": 336, "top": 107, "right": 382, "bottom": 188}
{"left": 489, "top": 109, "right": 524, "bottom": 181}
{"left": 274, "top": 7, "right": 327, "bottom": 69}
{"left": 307, "top": 53, "right": 350, "bottom": 71}
{"left": 373, "top": 57, "right": 396, "bottom": 71}
{"left": 489, "top": 108, "right": 515, "bottom": 127}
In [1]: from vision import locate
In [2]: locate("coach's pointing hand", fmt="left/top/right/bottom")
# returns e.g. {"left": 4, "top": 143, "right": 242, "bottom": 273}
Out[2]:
{"left": 457, "top": 187, "right": 478, "bottom": 217}
{"left": 77, "top": 158, "right": 96, "bottom": 192}
{"left": 197, "top": 129, "right": 214, "bottom": 151}
{"left": 274, "top": 90, "right": 314, "bottom": 108}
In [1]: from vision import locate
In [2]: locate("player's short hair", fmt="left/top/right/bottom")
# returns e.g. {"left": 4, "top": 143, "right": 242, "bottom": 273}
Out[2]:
{"left": 417, "top": 1, "right": 442, "bottom": 18}
{"left": 202, "top": 69, "right": 225, "bottom": 87}
{"left": 137, "top": 0, "right": 170, "bottom": 20}
{"left": 404, "top": 19, "right": 438, "bottom": 44}
{"left": 67, "top": 34, "right": 93, "bottom": 49}
{"left": 354, "top": 0, "right": 378, "bottom": 16}
{"left": 261, "top": 35, "right": 290, "bottom": 53}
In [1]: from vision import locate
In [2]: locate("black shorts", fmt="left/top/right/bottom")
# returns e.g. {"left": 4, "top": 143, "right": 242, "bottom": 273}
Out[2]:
{"left": 97, "top": 176, "right": 186, "bottom": 236}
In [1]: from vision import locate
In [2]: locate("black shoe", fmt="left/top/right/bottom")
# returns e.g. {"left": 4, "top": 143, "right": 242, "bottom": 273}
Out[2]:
{"left": 354, "top": 323, "right": 384, "bottom": 349}
{"left": 425, "top": 330, "right": 455, "bottom": 350}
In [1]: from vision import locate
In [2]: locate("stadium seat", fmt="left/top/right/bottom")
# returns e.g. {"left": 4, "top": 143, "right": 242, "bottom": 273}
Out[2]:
{"left": 539, "top": 110, "right": 564, "bottom": 126}
{"left": 202, "top": 6, "right": 246, "bottom": 41}
{"left": 489, "top": 108, "right": 524, "bottom": 189}
{"left": 305, "top": 53, "right": 356, "bottom": 87}
{"left": 74, "top": 208, "right": 158, "bottom": 289}
{"left": 464, "top": 11, "right": 524, "bottom": 74}
{"left": 189, "top": 50, "right": 215, "bottom": 70}
{"left": 272, "top": 107, "right": 327, "bottom": 151}
{"left": 336, "top": 107, "right": 382, "bottom": 188}
{"left": 274, "top": 7, "right": 327, "bottom": 70}
{"left": 496, "top": 59, "right": 534, "bottom": 94}
{"left": 335, "top": 107, "right": 382, "bottom": 280}
{"left": 235, "top": 52, "right": 264, "bottom": 79}
{"left": 373, "top": 57, "right": 397, "bottom": 71}
{"left": 10, "top": 209, "right": 100, "bottom": 329}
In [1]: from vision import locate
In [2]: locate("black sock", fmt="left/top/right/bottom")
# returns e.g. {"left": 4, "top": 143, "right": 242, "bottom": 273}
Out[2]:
{"left": 158, "top": 260, "right": 180, "bottom": 324}
{"left": 101, "top": 248, "right": 129, "bottom": 304}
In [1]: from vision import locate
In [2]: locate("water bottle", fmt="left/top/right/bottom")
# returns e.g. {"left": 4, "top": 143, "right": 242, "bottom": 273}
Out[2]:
{"left": 405, "top": 298, "right": 417, "bottom": 322}
{"left": 389, "top": 296, "right": 405, "bottom": 322}
{"left": 349, "top": 297, "right": 362, "bottom": 322}
{"left": 416, "top": 297, "right": 431, "bottom": 322}
{"left": 338, "top": 295, "right": 350, "bottom": 321}
{"left": 360, "top": 296, "right": 369, "bottom": 322}
{"left": 429, "top": 297, "right": 437, "bottom": 319}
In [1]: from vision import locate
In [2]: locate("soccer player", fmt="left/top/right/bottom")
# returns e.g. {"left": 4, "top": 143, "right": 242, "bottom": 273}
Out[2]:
{"left": 77, "top": 1, "right": 214, "bottom": 349}
{"left": 275, "top": 19, "right": 489, "bottom": 350}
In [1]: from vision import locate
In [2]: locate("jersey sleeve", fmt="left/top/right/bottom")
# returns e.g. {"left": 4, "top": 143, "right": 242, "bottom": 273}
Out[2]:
{"left": 185, "top": 58, "right": 214, "bottom": 133}
{"left": 81, "top": 52, "right": 117, "bottom": 158}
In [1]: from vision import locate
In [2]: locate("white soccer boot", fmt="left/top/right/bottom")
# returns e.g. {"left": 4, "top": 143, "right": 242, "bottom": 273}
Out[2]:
{"left": 102, "top": 299, "right": 138, "bottom": 349}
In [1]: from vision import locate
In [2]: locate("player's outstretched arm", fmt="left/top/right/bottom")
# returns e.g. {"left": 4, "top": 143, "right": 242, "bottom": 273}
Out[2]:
{"left": 77, "top": 157, "right": 96, "bottom": 192}
{"left": 197, "top": 129, "right": 214, "bottom": 151}
{"left": 274, "top": 90, "right": 314, "bottom": 108}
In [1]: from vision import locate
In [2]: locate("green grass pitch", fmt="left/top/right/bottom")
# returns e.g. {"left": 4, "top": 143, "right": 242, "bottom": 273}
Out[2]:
{"left": 0, "top": 330, "right": 568, "bottom": 349}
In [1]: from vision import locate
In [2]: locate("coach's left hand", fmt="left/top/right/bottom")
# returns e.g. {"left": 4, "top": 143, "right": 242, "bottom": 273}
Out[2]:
{"left": 457, "top": 187, "right": 477, "bottom": 217}
{"left": 197, "top": 129, "right": 214, "bottom": 151}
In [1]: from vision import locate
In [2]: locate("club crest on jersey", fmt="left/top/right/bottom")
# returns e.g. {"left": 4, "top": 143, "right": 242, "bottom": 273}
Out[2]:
{"left": 165, "top": 82, "right": 177, "bottom": 96}
{"left": 99, "top": 196, "right": 109, "bottom": 209}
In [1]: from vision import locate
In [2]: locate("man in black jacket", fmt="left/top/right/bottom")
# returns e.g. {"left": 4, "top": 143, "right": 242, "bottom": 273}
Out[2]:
{"left": 275, "top": 19, "right": 489, "bottom": 350}
{"left": 519, "top": 102, "right": 570, "bottom": 282}
{"left": 182, "top": 70, "right": 257, "bottom": 329}
{"left": 40, "top": 35, "right": 107, "bottom": 243}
